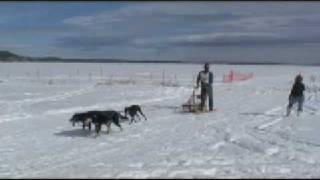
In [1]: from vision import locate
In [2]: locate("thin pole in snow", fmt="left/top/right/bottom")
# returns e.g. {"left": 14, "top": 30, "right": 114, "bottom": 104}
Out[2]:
{"left": 100, "top": 66, "right": 103, "bottom": 79}
{"left": 88, "top": 72, "right": 92, "bottom": 82}
{"left": 212, "top": 65, "right": 215, "bottom": 108}
{"left": 150, "top": 72, "right": 153, "bottom": 81}
{"left": 192, "top": 75, "right": 196, "bottom": 88}
{"left": 174, "top": 74, "right": 178, "bottom": 86}
{"left": 36, "top": 68, "right": 40, "bottom": 79}
{"left": 162, "top": 69, "right": 165, "bottom": 86}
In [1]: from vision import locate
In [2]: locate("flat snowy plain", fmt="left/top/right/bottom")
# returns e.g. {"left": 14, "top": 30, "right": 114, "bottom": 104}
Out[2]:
{"left": 0, "top": 62, "right": 319, "bottom": 178}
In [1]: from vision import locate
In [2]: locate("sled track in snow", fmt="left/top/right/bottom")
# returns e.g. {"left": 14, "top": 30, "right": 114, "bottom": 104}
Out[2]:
{"left": 13, "top": 114, "right": 178, "bottom": 178}
{"left": 0, "top": 87, "right": 95, "bottom": 124}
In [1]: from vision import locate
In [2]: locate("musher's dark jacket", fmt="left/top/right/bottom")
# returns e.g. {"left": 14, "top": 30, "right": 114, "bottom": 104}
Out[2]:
{"left": 290, "top": 82, "right": 305, "bottom": 97}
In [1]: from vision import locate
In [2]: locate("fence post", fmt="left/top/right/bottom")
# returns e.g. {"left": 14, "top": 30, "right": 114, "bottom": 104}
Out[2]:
{"left": 162, "top": 69, "right": 165, "bottom": 86}
{"left": 174, "top": 74, "right": 178, "bottom": 86}
{"left": 192, "top": 74, "right": 196, "bottom": 87}
{"left": 100, "top": 66, "right": 103, "bottom": 79}
{"left": 109, "top": 74, "right": 113, "bottom": 84}
{"left": 150, "top": 72, "right": 153, "bottom": 81}
{"left": 88, "top": 72, "right": 92, "bottom": 82}
{"left": 229, "top": 70, "right": 233, "bottom": 82}
{"left": 36, "top": 68, "right": 40, "bottom": 79}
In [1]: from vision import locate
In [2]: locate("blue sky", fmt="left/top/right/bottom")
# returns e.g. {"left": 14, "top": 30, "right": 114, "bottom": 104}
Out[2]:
{"left": 1, "top": 2, "right": 320, "bottom": 63}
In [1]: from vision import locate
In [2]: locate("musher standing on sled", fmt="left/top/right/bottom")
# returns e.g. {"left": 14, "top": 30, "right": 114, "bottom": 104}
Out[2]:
{"left": 196, "top": 63, "right": 214, "bottom": 111}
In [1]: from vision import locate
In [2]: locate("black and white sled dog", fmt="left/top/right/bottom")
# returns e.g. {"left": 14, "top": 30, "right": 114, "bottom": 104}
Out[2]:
{"left": 69, "top": 112, "right": 93, "bottom": 130}
{"left": 70, "top": 110, "right": 127, "bottom": 135}
{"left": 124, "top": 105, "right": 147, "bottom": 124}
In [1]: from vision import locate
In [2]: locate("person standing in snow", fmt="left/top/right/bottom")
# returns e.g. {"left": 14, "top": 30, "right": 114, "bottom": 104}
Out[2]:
{"left": 196, "top": 62, "right": 214, "bottom": 111}
{"left": 287, "top": 74, "right": 305, "bottom": 116}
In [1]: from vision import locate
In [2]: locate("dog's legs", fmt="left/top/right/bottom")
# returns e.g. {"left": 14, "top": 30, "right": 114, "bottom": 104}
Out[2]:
{"left": 95, "top": 124, "right": 98, "bottom": 134}
{"left": 143, "top": 114, "right": 147, "bottom": 121}
{"left": 106, "top": 122, "right": 112, "bottom": 134}
{"left": 84, "top": 118, "right": 92, "bottom": 130}
{"left": 129, "top": 117, "right": 134, "bottom": 125}
{"left": 95, "top": 124, "right": 98, "bottom": 133}
{"left": 137, "top": 107, "right": 147, "bottom": 121}
{"left": 137, "top": 114, "right": 142, "bottom": 121}
{"left": 95, "top": 124, "right": 101, "bottom": 134}
{"left": 98, "top": 124, "right": 101, "bottom": 134}
{"left": 133, "top": 116, "right": 138, "bottom": 123}
{"left": 114, "top": 121, "right": 123, "bottom": 131}
{"left": 139, "top": 110, "right": 147, "bottom": 121}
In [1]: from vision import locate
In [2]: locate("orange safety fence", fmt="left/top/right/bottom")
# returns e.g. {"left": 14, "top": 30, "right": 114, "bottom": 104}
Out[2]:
{"left": 223, "top": 70, "right": 254, "bottom": 83}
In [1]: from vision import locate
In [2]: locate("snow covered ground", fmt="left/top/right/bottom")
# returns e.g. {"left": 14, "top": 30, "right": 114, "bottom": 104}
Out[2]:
{"left": 0, "top": 62, "right": 319, "bottom": 178}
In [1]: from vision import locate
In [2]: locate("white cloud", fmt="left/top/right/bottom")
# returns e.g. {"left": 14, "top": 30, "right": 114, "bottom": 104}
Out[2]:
{"left": 62, "top": 3, "right": 245, "bottom": 30}
{"left": 220, "top": 14, "right": 320, "bottom": 32}
{"left": 63, "top": 12, "right": 123, "bottom": 27}
{"left": 56, "top": 2, "right": 320, "bottom": 63}
{"left": 131, "top": 32, "right": 279, "bottom": 47}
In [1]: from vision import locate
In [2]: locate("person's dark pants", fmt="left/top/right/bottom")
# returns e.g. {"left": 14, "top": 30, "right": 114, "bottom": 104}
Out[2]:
{"left": 200, "top": 84, "right": 213, "bottom": 111}
{"left": 287, "top": 95, "right": 304, "bottom": 116}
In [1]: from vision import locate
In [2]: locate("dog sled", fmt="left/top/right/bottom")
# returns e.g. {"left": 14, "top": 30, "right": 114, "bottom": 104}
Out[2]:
{"left": 181, "top": 87, "right": 217, "bottom": 114}
{"left": 182, "top": 87, "right": 208, "bottom": 113}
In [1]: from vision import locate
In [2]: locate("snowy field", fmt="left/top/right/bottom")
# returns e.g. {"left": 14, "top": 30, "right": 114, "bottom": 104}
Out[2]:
{"left": 0, "top": 62, "right": 320, "bottom": 178}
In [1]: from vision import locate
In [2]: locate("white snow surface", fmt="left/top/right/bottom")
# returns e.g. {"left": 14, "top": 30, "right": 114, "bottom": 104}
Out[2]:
{"left": 0, "top": 62, "right": 320, "bottom": 178}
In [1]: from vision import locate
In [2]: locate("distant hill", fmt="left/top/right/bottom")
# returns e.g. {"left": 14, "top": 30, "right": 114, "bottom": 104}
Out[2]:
{"left": 0, "top": 50, "right": 66, "bottom": 62}
{"left": 0, "top": 50, "right": 22, "bottom": 61}
{"left": 0, "top": 50, "right": 183, "bottom": 63}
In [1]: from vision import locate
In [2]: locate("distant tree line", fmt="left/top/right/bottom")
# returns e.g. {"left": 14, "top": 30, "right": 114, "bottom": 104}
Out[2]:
{"left": 0, "top": 50, "right": 319, "bottom": 65}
